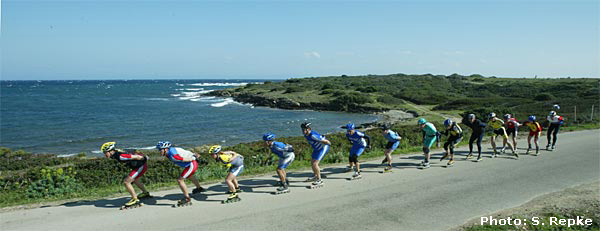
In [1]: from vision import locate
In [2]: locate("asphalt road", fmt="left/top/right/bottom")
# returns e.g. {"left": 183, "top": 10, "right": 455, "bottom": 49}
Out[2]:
{"left": 1, "top": 129, "right": 599, "bottom": 231}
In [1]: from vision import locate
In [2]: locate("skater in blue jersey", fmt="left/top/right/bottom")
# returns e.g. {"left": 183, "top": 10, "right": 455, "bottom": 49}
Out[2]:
{"left": 301, "top": 122, "right": 331, "bottom": 187}
{"left": 345, "top": 123, "right": 370, "bottom": 179}
{"left": 381, "top": 124, "right": 401, "bottom": 171}
{"left": 263, "top": 133, "right": 295, "bottom": 193}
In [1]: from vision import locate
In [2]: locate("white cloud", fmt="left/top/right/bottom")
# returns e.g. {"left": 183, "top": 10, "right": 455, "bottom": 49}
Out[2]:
{"left": 304, "top": 51, "right": 321, "bottom": 59}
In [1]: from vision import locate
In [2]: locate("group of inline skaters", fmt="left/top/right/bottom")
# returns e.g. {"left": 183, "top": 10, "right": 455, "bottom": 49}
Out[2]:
{"left": 100, "top": 106, "right": 564, "bottom": 209}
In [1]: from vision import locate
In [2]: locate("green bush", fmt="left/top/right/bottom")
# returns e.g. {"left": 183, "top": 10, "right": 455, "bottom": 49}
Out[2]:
{"left": 25, "top": 167, "right": 81, "bottom": 198}
{"left": 534, "top": 93, "right": 553, "bottom": 101}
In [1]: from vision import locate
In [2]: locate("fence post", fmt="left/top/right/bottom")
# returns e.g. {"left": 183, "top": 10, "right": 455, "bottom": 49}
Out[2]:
{"left": 574, "top": 106, "right": 577, "bottom": 124}
{"left": 592, "top": 105, "right": 595, "bottom": 122}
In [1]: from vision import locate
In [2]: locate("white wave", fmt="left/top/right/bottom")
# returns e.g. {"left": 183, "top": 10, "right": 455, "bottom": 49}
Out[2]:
{"left": 176, "top": 83, "right": 185, "bottom": 86}
{"left": 145, "top": 98, "right": 169, "bottom": 101}
{"left": 188, "top": 82, "right": 260, "bottom": 87}
{"left": 171, "top": 94, "right": 182, "bottom": 97}
{"left": 133, "top": 146, "right": 157, "bottom": 150}
{"left": 176, "top": 90, "right": 215, "bottom": 101}
{"left": 91, "top": 150, "right": 102, "bottom": 154}
{"left": 175, "top": 88, "right": 204, "bottom": 91}
{"left": 210, "top": 98, "right": 235, "bottom": 107}
{"left": 57, "top": 153, "right": 79, "bottom": 158}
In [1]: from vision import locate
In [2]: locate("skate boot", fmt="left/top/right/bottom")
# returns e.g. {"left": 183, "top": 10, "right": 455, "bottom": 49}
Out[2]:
{"left": 310, "top": 179, "right": 324, "bottom": 189}
{"left": 447, "top": 159, "right": 455, "bottom": 167}
{"left": 351, "top": 171, "right": 362, "bottom": 180}
{"left": 419, "top": 161, "right": 430, "bottom": 169}
{"left": 192, "top": 187, "right": 206, "bottom": 194}
{"left": 526, "top": 148, "right": 531, "bottom": 155}
{"left": 171, "top": 197, "right": 192, "bottom": 208}
{"left": 121, "top": 198, "right": 142, "bottom": 210}
{"left": 475, "top": 156, "right": 482, "bottom": 162}
{"left": 440, "top": 153, "right": 449, "bottom": 161}
{"left": 546, "top": 144, "right": 550, "bottom": 151}
{"left": 551, "top": 145, "right": 555, "bottom": 151}
{"left": 222, "top": 192, "right": 241, "bottom": 204}
{"left": 492, "top": 151, "right": 498, "bottom": 158}
{"left": 275, "top": 183, "right": 290, "bottom": 194}
{"left": 304, "top": 176, "right": 317, "bottom": 182}
{"left": 137, "top": 191, "right": 152, "bottom": 199}
{"left": 465, "top": 153, "right": 473, "bottom": 160}
{"left": 383, "top": 165, "right": 393, "bottom": 173}
{"left": 501, "top": 147, "right": 506, "bottom": 153}
{"left": 513, "top": 151, "right": 519, "bottom": 159}
{"left": 235, "top": 187, "right": 243, "bottom": 193}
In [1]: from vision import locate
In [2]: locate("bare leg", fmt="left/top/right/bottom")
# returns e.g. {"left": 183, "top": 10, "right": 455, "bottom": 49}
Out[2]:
{"left": 177, "top": 177, "right": 190, "bottom": 199}
{"left": 311, "top": 159, "right": 321, "bottom": 180}
{"left": 133, "top": 178, "right": 148, "bottom": 194}
{"left": 123, "top": 176, "right": 137, "bottom": 200}
{"left": 225, "top": 173, "right": 236, "bottom": 192}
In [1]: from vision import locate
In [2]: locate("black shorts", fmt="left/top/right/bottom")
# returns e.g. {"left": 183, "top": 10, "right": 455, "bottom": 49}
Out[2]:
{"left": 506, "top": 127, "right": 517, "bottom": 136}
{"left": 493, "top": 128, "right": 505, "bottom": 135}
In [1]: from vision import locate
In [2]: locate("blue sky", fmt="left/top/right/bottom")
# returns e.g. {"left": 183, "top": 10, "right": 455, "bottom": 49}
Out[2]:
{"left": 2, "top": 0, "right": 598, "bottom": 80}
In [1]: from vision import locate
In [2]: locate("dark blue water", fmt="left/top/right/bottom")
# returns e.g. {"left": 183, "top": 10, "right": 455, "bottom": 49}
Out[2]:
{"left": 0, "top": 80, "right": 379, "bottom": 155}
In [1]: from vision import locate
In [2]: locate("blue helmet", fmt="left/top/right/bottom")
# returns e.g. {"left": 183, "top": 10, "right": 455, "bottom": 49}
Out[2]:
{"left": 553, "top": 104, "right": 560, "bottom": 110}
{"left": 156, "top": 141, "right": 172, "bottom": 150}
{"left": 418, "top": 118, "right": 427, "bottom": 125}
{"left": 443, "top": 119, "right": 453, "bottom": 127}
{"left": 528, "top": 115, "right": 536, "bottom": 122}
{"left": 346, "top": 123, "right": 355, "bottom": 131}
{"left": 504, "top": 114, "right": 511, "bottom": 119}
{"left": 263, "top": 133, "right": 275, "bottom": 141}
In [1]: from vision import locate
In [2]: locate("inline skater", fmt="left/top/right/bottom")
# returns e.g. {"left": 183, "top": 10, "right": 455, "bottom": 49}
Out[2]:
{"left": 263, "top": 133, "right": 295, "bottom": 193}
{"left": 440, "top": 119, "right": 463, "bottom": 167}
{"left": 462, "top": 114, "right": 486, "bottom": 162}
{"left": 208, "top": 145, "right": 244, "bottom": 203}
{"left": 381, "top": 124, "right": 401, "bottom": 172}
{"left": 301, "top": 122, "right": 331, "bottom": 188}
{"left": 503, "top": 114, "right": 521, "bottom": 153}
{"left": 101, "top": 142, "right": 151, "bottom": 209}
{"left": 488, "top": 113, "right": 518, "bottom": 158}
{"left": 156, "top": 141, "right": 205, "bottom": 207}
{"left": 546, "top": 111, "right": 564, "bottom": 151}
{"left": 523, "top": 115, "right": 543, "bottom": 155}
{"left": 345, "top": 123, "right": 371, "bottom": 179}
{"left": 418, "top": 118, "right": 437, "bottom": 169}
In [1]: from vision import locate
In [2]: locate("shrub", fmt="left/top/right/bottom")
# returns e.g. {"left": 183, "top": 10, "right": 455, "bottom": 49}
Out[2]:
{"left": 534, "top": 93, "right": 553, "bottom": 101}
{"left": 25, "top": 167, "right": 81, "bottom": 198}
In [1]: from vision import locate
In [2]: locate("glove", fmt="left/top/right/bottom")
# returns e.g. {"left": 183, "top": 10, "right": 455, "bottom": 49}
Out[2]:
{"left": 226, "top": 163, "right": 232, "bottom": 168}
{"left": 143, "top": 155, "right": 148, "bottom": 161}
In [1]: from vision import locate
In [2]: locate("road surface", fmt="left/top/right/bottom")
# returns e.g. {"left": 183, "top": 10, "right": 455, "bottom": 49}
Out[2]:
{"left": 1, "top": 129, "right": 599, "bottom": 231}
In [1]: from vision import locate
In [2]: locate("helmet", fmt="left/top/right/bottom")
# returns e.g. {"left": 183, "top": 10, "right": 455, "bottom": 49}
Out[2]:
{"left": 443, "top": 119, "right": 452, "bottom": 127}
{"left": 549, "top": 111, "right": 556, "bottom": 116}
{"left": 417, "top": 118, "right": 427, "bottom": 125}
{"left": 262, "top": 133, "right": 275, "bottom": 141}
{"left": 156, "top": 141, "right": 172, "bottom": 150}
{"left": 101, "top": 142, "right": 116, "bottom": 153}
{"left": 381, "top": 124, "right": 391, "bottom": 130}
{"left": 346, "top": 123, "right": 355, "bottom": 131}
{"left": 467, "top": 114, "right": 476, "bottom": 120}
{"left": 504, "top": 114, "right": 511, "bottom": 119}
{"left": 208, "top": 145, "right": 222, "bottom": 154}
{"left": 300, "top": 122, "right": 311, "bottom": 129}
{"left": 553, "top": 104, "right": 560, "bottom": 110}
{"left": 528, "top": 115, "right": 536, "bottom": 121}
{"left": 488, "top": 112, "right": 496, "bottom": 118}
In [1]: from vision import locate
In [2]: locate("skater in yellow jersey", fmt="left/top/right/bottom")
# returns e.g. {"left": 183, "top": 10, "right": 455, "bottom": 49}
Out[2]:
{"left": 487, "top": 113, "right": 517, "bottom": 158}
{"left": 209, "top": 145, "right": 244, "bottom": 203}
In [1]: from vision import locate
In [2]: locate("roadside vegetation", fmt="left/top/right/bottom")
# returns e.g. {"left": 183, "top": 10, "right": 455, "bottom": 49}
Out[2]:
{"left": 1, "top": 74, "right": 598, "bottom": 208}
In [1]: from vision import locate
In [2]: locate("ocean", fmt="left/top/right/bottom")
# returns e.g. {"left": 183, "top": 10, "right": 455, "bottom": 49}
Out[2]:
{"left": 0, "top": 80, "right": 379, "bottom": 156}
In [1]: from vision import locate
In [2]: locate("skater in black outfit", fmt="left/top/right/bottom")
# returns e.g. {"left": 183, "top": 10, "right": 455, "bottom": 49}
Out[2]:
{"left": 462, "top": 114, "right": 486, "bottom": 162}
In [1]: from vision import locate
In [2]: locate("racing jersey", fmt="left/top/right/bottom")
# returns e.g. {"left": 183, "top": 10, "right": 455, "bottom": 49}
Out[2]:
{"left": 304, "top": 130, "right": 327, "bottom": 150}
{"left": 422, "top": 122, "right": 437, "bottom": 137}
{"left": 547, "top": 115, "right": 564, "bottom": 125}
{"left": 464, "top": 119, "right": 486, "bottom": 134}
{"left": 166, "top": 147, "right": 195, "bottom": 168}
{"left": 111, "top": 149, "right": 146, "bottom": 169}
{"left": 346, "top": 131, "right": 368, "bottom": 147}
{"left": 523, "top": 121, "right": 542, "bottom": 132}
{"left": 505, "top": 118, "right": 520, "bottom": 129}
{"left": 384, "top": 130, "right": 401, "bottom": 142}
{"left": 269, "top": 141, "right": 294, "bottom": 158}
{"left": 216, "top": 151, "right": 238, "bottom": 166}
{"left": 444, "top": 122, "right": 463, "bottom": 137}
{"left": 488, "top": 118, "right": 504, "bottom": 130}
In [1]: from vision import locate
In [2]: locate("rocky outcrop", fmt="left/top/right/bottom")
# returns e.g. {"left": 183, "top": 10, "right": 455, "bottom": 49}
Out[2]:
{"left": 206, "top": 90, "right": 388, "bottom": 113}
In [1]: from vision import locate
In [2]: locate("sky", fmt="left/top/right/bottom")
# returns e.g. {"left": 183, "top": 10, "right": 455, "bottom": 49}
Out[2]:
{"left": 1, "top": 0, "right": 598, "bottom": 80}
